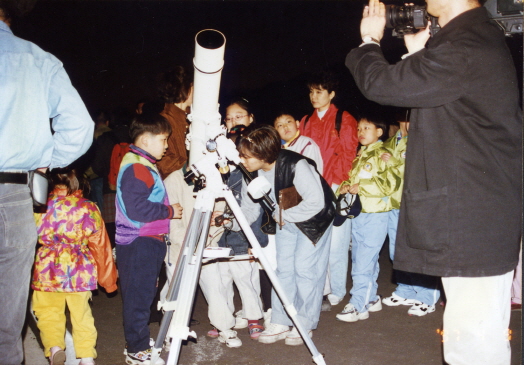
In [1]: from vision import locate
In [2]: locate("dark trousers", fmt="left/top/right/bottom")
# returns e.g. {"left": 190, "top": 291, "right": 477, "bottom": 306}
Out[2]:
{"left": 116, "top": 236, "right": 166, "bottom": 353}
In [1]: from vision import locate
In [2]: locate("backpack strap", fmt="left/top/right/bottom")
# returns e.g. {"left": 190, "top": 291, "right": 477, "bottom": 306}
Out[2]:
{"left": 335, "top": 108, "right": 344, "bottom": 137}
{"left": 302, "top": 113, "right": 314, "bottom": 130}
{"left": 304, "top": 109, "right": 344, "bottom": 137}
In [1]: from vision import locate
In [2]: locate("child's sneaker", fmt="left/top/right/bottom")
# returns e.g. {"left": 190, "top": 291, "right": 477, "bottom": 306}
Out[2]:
{"left": 327, "top": 294, "right": 343, "bottom": 306}
{"left": 233, "top": 310, "right": 248, "bottom": 329}
{"left": 263, "top": 308, "right": 272, "bottom": 326}
{"left": 367, "top": 296, "right": 382, "bottom": 312}
{"left": 49, "top": 346, "right": 66, "bottom": 365}
{"left": 206, "top": 328, "right": 219, "bottom": 338}
{"left": 382, "top": 292, "right": 418, "bottom": 306}
{"left": 79, "top": 358, "right": 96, "bottom": 365}
{"left": 248, "top": 323, "right": 264, "bottom": 340}
{"left": 408, "top": 303, "right": 436, "bottom": 316}
{"left": 321, "top": 295, "right": 332, "bottom": 312}
{"left": 284, "top": 327, "right": 313, "bottom": 346}
{"left": 217, "top": 330, "right": 242, "bottom": 348}
{"left": 258, "top": 323, "right": 290, "bottom": 344}
{"left": 124, "top": 338, "right": 155, "bottom": 356}
{"left": 125, "top": 348, "right": 165, "bottom": 365}
{"left": 336, "top": 303, "right": 369, "bottom": 322}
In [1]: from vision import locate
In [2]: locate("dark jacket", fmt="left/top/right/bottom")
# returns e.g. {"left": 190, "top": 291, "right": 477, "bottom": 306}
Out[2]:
{"left": 274, "top": 149, "right": 335, "bottom": 244}
{"left": 346, "top": 7, "right": 522, "bottom": 277}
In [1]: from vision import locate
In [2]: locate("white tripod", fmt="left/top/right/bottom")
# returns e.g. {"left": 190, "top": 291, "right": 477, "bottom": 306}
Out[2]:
{"left": 150, "top": 130, "right": 327, "bottom": 365}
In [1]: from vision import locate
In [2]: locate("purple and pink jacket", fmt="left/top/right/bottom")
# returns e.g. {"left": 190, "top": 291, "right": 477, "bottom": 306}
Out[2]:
{"left": 115, "top": 145, "right": 175, "bottom": 245}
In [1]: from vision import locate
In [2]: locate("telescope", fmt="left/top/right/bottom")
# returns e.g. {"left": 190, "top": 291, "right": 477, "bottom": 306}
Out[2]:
{"left": 187, "top": 29, "right": 226, "bottom": 166}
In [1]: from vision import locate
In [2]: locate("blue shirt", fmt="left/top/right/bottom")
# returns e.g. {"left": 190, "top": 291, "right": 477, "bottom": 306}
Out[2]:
{"left": 0, "top": 21, "right": 93, "bottom": 171}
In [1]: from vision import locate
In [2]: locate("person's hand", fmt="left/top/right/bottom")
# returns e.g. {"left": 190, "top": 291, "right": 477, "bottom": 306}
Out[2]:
{"left": 380, "top": 152, "right": 392, "bottom": 162}
{"left": 361, "top": 0, "right": 386, "bottom": 42}
{"left": 171, "top": 203, "right": 183, "bottom": 219}
{"left": 339, "top": 184, "right": 351, "bottom": 195}
{"left": 404, "top": 21, "right": 431, "bottom": 54}
{"left": 349, "top": 183, "right": 360, "bottom": 195}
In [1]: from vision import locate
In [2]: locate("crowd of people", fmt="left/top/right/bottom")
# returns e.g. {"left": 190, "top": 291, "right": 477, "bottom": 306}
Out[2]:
{"left": 0, "top": 0, "right": 522, "bottom": 365}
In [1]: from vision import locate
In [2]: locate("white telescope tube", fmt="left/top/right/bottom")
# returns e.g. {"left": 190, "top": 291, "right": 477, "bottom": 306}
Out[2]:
{"left": 188, "top": 29, "right": 226, "bottom": 166}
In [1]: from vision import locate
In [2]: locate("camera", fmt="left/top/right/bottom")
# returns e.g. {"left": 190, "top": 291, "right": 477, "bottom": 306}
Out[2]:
{"left": 386, "top": 1, "right": 522, "bottom": 38}
{"left": 385, "top": 4, "right": 440, "bottom": 37}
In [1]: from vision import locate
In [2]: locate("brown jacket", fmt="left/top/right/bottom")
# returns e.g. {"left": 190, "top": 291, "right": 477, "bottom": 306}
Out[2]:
{"left": 157, "top": 103, "right": 189, "bottom": 179}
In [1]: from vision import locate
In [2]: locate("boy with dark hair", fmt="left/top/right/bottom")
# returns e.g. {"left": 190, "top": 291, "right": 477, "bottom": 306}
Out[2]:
{"left": 336, "top": 114, "right": 397, "bottom": 323}
{"left": 299, "top": 70, "right": 359, "bottom": 308}
{"left": 115, "top": 113, "right": 182, "bottom": 364}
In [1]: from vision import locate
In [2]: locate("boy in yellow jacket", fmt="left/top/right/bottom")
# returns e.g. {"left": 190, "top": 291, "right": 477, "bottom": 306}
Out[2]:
{"left": 336, "top": 112, "right": 400, "bottom": 322}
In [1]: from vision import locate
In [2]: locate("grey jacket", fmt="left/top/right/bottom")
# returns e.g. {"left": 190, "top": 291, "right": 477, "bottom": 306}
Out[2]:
{"left": 346, "top": 7, "right": 522, "bottom": 277}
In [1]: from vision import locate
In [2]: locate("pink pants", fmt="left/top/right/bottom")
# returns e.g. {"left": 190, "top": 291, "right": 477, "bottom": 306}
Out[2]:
{"left": 511, "top": 244, "right": 522, "bottom": 304}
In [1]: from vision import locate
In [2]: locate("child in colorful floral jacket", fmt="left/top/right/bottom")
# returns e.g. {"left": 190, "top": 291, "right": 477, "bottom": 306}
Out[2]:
{"left": 32, "top": 168, "right": 117, "bottom": 365}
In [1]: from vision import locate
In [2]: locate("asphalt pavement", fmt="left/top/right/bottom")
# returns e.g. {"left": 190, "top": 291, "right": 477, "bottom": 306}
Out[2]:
{"left": 24, "top": 245, "right": 522, "bottom": 365}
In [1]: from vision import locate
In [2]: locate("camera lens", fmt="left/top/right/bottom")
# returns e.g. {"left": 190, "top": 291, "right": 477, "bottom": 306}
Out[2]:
{"left": 386, "top": 4, "right": 428, "bottom": 34}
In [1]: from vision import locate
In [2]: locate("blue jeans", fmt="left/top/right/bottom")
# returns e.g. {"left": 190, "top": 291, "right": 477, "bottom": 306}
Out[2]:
{"left": 388, "top": 209, "right": 440, "bottom": 305}
{"left": 271, "top": 223, "right": 331, "bottom": 330}
{"left": 327, "top": 183, "right": 352, "bottom": 299}
{"left": 350, "top": 212, "right": 388, "bottom": 313}
{"left": 116, "top": 236, "right": 166, "bottom": 353}
{"left": 0, "top": 184, "right": 38, "bottom": 364}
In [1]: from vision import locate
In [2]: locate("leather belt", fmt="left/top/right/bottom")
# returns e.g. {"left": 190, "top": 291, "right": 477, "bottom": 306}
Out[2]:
{"left": 0, "top": 172, "right": 28, "bottom": 184}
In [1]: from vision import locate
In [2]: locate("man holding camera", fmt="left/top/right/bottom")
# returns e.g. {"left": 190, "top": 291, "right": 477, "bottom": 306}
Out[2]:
{"left": 346, "top": 1, "right": 521, "bottom": 364}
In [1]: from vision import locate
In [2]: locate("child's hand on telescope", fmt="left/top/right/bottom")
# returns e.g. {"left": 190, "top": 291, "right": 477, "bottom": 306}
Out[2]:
{"left": 172, "top": 203, "right": 183, "bottom": 219}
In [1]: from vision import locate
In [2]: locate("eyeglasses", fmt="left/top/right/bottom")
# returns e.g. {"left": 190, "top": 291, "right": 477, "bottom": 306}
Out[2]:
{"left": 224, "top": 114, "right": 248, "bottom": 123}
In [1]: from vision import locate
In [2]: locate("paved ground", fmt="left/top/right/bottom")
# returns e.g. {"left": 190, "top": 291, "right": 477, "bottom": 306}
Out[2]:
{"left": 24, "top": 246, "right": 522, "bottom": 365}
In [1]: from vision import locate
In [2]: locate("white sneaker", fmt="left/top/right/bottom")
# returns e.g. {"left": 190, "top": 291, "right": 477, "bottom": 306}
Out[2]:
{"left": 258, "top": 323, "right": 290, "bottom": 344}
{"left": 327, "top": 294, "right": 343, "bottom": 306}
{"left": 408, "top": 303, "right": 436, "bottom": 317}
{"left": 125, "top": 348, "right": 165, "bottom": 365}
{"left": 124, "top": 338, "right": 155, "bottom": 356}
{"left": 263, "top": 308, "right": 272, "bottom": 326}
{"left": 336, "top": 303, "right": 369, "bottom": 322}
{"left": 382, "top": 292, "right": 419, "bottom": 307}
{"left": 233, "top": 310, "right": 248, "bottom": 329}
{"left": 367, "top": 296, "right": 382, "bottom": 312}
{"left": 218, "top": 330, "right": 242, "bottom": 348}
{"left": 284, "top": 327, "right": 313, "bottom": 346}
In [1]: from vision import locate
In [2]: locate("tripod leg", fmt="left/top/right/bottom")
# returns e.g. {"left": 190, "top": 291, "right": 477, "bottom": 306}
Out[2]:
{"left": 151, "top": 189, "right": 215, "bottom": 365}
{"left": 223, "top": 189, "right": 326, "bottom": 365}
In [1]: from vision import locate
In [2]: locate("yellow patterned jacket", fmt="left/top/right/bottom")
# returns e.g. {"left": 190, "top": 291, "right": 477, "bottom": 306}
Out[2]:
{"left": 382, "top": 132, "right": 408, "bottom": 210}
{"left": 339, "top": 141, "right": 401, "bottom": 213}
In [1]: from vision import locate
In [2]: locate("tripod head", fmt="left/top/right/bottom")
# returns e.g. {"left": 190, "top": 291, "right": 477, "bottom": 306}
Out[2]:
{"left": 184, "top": 125, "right": 240, "bottom": 189}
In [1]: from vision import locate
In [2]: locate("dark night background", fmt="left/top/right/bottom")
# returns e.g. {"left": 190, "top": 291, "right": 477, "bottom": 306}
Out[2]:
{"left": 10, "top": 0, "right": 523, "bottom": 125}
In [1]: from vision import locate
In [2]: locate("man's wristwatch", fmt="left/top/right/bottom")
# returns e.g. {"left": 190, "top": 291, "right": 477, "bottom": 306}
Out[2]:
{"left": 361, "top": 35, "right": 380, "bottom": 46}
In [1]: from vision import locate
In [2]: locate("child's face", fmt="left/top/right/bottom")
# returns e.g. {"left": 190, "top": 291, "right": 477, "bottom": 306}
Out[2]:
{"left": 143, "top": 132, "right": 169, "bottom": 160}
{"left": 309, "top": 87, "right": 334, "bottom": 112}
{"left": 225, "top": 103, "right": 253, "bottom": 131}
{"left": 239, "top": 151, "right": 267, "bottom": 172}
{"left": 274, "top": 115, "right": 299, "bottom": 143}
{"left": 357, "top": 119, "right": 383, "bottom": 146}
